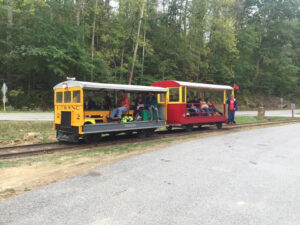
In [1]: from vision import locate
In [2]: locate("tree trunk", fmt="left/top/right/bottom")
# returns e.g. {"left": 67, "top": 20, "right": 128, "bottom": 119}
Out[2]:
{"left": 141, "top": 27, "right": 146, "bottom": 83}
{"left": 76, "top": 0, "right": 83, "bottom": 26}
{"left": 91, "top": 0, "right": 98, "bottom": 81}
{"left": 6, "top": 0, "right": 13, "bottom": 83}
{"left": 120, "top": 45, "right": 125, "bottom": 81}
{"left": 183, "top": 0, "right": 188, "bottom": 37}
{"left": 128, "top": 0, "right": 145, "bottom": 85}
{"left": 105, "top": 0, "right": 110, "bottom": 15}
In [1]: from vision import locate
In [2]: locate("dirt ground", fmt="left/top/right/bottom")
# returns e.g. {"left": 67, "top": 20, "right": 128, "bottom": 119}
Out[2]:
{"left": 0, "top": 125, "right": 289, "bottom": 202}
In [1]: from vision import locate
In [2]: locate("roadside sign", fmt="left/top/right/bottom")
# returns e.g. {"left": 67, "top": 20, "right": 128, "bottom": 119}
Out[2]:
{"left": 1, "top": 82, "right": 7, "bottom": 96}
{"left": 1, "top": 82, "right": 7, "bottom": 112}
{"left": 291, "top": 103, "right": 296, "bottom": 109}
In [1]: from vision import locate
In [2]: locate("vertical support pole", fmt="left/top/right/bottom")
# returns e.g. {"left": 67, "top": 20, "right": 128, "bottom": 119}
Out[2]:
{"left": 223, "top": 90, "right": 227, "bottom": 118}
{"left": 179, "top": 87, "right": 182, "bottom": 103}
{"left": 3, "top": 99, "right": 6, "bottom": 112}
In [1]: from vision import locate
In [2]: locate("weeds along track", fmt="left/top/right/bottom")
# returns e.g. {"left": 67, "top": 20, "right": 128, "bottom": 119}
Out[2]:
{"left": 0, "top": 142, "right": 80, "bottom": 159}
{"left": 1, "top": 119, "right": 300, "bottom": 160}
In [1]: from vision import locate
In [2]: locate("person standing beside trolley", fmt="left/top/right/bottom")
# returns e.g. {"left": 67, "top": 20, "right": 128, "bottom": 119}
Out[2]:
{"left": 227, "top": 94, "right": 238, "bottom": 124}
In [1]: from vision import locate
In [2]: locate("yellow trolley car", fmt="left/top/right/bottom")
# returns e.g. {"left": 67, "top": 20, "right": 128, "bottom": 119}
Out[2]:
{"left": 53, "top": 78, "right": 167, "bottom": 142}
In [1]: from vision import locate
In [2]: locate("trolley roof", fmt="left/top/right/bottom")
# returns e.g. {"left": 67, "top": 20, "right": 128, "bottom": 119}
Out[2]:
{"left": 53, "top": 80, "right": 168, "bottom": 93}
{"left": 153, "top": 80, "right": 233, "bottom": 91}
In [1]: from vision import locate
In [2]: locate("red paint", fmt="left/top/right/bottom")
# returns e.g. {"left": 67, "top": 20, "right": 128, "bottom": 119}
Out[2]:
{"left": 166, "top": 104, "right": 226, "bottom": 125}
{"left": 152, "top": 81, "right": 180, "bottom": 88}
{"left": 154, "top": 80, "right": 228, "bottom": 126}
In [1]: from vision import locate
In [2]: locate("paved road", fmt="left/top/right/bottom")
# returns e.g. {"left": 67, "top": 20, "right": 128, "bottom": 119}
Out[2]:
{"left": 1, "top": 123, "right": 300, "bottom": 225}
{"left": 0, "top": 109, "right": 299, "bottom": 121}
{"left": 236, "top": 109, "right": 300, "bottom": 118}
{"left": 0, "top": 112, "right": 54, "bottom": 121}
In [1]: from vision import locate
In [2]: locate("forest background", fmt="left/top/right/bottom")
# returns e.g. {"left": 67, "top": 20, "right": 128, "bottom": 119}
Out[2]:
{"left": 0, "top": 0, "right": 299, "bottom": 110}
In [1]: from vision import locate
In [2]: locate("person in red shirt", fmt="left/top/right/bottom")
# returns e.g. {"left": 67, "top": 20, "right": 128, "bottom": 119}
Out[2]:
{"left": 226, "top": 94, "right": 238, "bottom": 124}
{"left": 108, "top": 91, "right": 129, "bottom": 121}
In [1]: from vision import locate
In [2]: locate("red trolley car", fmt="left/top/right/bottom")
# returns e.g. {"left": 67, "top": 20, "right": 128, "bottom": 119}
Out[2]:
{"left": 152, "top": 80, "right": 234, "bottom": 130}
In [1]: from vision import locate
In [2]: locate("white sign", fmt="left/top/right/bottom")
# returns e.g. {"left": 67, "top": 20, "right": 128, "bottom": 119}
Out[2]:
{"left": 291, "top": 103, "right": 296, "bottom": 109}
{"left": 2, "top": 96, "right": 7, "bottom": 103}
{"left": 1, "top": 83, "right": 7, "bottom": 96}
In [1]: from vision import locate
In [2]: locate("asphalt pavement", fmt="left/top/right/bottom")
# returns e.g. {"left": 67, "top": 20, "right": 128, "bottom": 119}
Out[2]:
{"left": 1, "top": 123, "right": 300, "bottom": 225}
{"left": 0, "top": 112, "right": 54, "bottom": 121}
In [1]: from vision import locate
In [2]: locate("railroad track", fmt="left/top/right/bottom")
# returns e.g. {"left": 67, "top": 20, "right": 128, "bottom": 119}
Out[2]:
{"left": 1, "top": 119, "right": 300, "bottom": 160}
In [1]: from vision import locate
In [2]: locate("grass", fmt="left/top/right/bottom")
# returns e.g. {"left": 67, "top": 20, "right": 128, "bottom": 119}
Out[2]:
{"left": 235, "top": 116, "right": 287, "bottom": 124}
{"left": 0, "top": 188, "right": 14, "bottom": 195}
{"left": 0, "top": 133, "right": 200, "bottom": 169}
{"left": 0, "top": 121, "right": 55, "bottom": 144}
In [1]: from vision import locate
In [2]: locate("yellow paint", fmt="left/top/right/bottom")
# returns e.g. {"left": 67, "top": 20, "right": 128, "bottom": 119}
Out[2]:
{"left": 54, "top": 85, "right": 166, "bottom": 135}
{"left": 54, "top": 87, "right": 84, "bottom": 127}
{"left": 84, "top": 117, "right": 96, "bottom": 125}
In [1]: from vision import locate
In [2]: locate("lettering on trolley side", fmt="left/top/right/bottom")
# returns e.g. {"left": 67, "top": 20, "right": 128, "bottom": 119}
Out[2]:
{"left": 56, "top": 105, "right": 81, "bottom": 111}
{"left": 124, "top": 124, "right": 136, "bottom": 128}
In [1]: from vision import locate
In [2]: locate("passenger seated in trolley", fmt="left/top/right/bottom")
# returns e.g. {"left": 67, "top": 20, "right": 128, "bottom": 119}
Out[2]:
{"left": 108, "top": 91, "right": 129, "bottom": 122}
{"left": 134, "top": 93, "right": 145, "bottom": 120}
{"left": 206, "top": 98, "right": 223, "bottom": 116}
{"left": 84, "top": 96, "right": 96, "bottom": 110}
{"left": 146, "top": 92, "right": 159, "bottom": 122}
{"left": 187, "top": 96, "right": 199, "bottom": 116}
{"left": 200, "top": 98, "right": 209, "bottom": 116}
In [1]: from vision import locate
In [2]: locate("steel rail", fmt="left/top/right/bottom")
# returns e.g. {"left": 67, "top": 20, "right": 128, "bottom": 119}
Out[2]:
{"left": 1, "top": 119, "right": 300, "bottom": 160}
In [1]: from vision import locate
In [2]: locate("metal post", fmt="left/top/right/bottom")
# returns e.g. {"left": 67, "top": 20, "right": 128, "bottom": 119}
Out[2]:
{"left": 291, "top": 103, "right": 295, "bottom": 118}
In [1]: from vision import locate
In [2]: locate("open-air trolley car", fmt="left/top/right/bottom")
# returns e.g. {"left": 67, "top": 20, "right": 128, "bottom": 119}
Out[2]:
{"left": 152, "top": 80, "right": 234, "bottom": 130}
{"left": 53, "top": 79, "right": 233, "bottom": 142}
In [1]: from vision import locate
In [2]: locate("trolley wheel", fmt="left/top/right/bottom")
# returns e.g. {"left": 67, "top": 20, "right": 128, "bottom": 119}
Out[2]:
{"left": 145, "top": 129, "right": 155, "bottom": 137}
{"left": 216, "top": 122, "right": 222, "bottom": 129}
{"left": 185, "top": 124, "right": 193, "bottom": 132}
{"left": 167, "top": 126, "right": 172, "bottom": 131}
{"left": 84, "top": 133, "right": 101, "bottom": 143}
{"left": 137, "top": 130, "right": 146, "bottom": 138}
{"left": 109, "top": 132, "right": 116, "bottom": 138}
{"left": 126, "top": 131, "right": 134, "bottom": 136}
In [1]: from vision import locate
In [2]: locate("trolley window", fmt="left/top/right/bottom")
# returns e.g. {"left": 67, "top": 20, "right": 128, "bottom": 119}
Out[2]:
{"left": 64, "top": 91, "right": 71, "bottom": 103}
{"left": 169, "top": 88, "right": 179, "bottom": 102}
{"left": 73, "top": 90, "right": 81, "bottom": 103}
{"left": 56, "top": 92, "right": 63, "bottom": 103}
{"left": 182, "top": 87, "right": 186, "bottom": 103}
{"left": 159, "top": 93, "right": 166, "bottom": 103}
{"left": 213, "top": 91, "right": 224, "bottom": 103}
